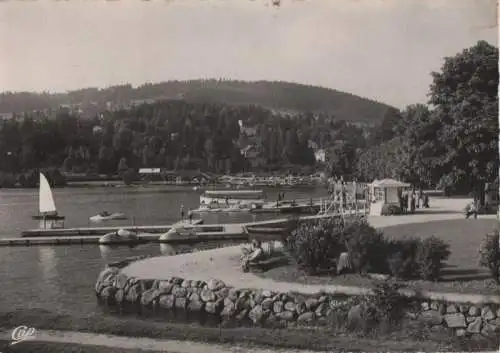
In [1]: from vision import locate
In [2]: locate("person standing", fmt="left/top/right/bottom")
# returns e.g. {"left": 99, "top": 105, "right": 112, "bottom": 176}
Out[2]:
{"left": 180, "top": 204, "right": 185, "bottom": 220}
{"left": 188, "top": 208, "right": 193, "bottom": 223}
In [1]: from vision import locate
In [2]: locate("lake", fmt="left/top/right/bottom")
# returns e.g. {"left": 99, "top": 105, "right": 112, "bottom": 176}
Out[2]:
{"left": 0, "top": 185, "right": 328, "bottom": 316}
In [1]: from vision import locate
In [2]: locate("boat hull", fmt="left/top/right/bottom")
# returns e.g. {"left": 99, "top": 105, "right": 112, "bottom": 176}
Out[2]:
{"left": 90, "top": 213, "right": 127, "bottom": 222}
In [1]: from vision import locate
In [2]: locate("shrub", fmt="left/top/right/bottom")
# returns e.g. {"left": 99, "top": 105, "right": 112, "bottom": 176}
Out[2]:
{"left": 366, "top": 280, "right": 408, "bottom": 325}
{"left": 415, "top": 235, "right": 451, "bottom": 281}
{"left": 381, "top": 204, "right": 403, "bottom": 216}
{"left": 343, "top": 217, "right": 388, "bottom": 274}
{"left": 479, "top": 230, "right": 500, "bottom": 283}
{"left": 386, "top": 237, "right": 420, "bottom": 280}
{"left": 284, "top": 217, "right": 345, "bottom": 274}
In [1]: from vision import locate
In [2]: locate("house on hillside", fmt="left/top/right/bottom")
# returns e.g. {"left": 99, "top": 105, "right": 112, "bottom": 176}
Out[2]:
{"left": 314, "top": 149, "right": 326, "bottom": 163}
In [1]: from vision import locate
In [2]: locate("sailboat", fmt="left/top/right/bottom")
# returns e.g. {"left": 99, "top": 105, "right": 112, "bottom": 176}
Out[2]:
{"left": 32, "top": 173, "right": 65, "bottom": 229}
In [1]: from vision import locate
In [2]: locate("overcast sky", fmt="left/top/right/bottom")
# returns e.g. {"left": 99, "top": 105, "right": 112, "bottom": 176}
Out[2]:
{"left": 0, "top": 0, "right": 497, "bottom": 108}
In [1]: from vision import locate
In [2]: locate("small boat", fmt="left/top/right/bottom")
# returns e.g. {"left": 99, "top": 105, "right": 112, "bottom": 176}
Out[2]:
{"left": 32, "top": 173, "right": 65, "bottom": 229}
{"left": 200, "top": 189, "right": 265, "bottom": 206}
{"left": 98, "top": 229, "right": 139, "bottom": 245}
{"left": 159, "top": 225, "right": 197, "bottom": 242}
{"left": 90, "top": 211, "right": 128, "bottom": 222}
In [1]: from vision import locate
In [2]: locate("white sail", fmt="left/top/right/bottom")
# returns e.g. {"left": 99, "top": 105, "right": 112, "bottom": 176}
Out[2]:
{"left": 39, "top": 173, "right": 57, "bottom": 214}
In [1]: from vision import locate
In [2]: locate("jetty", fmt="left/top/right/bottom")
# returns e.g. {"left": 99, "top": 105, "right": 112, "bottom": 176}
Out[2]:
{"left": 20, "top": 219, "right": 204, "bottom": 238}
{"left": 0, "top": 212, "right": 366, "bottom": 247}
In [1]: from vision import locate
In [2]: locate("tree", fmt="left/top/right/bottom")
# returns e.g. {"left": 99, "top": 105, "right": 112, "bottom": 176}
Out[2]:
{"left": 327, "top": 140, "right": 356, "bottom": 179}
{"left": 428, "top": 40, "right": 499, "bottom": 200}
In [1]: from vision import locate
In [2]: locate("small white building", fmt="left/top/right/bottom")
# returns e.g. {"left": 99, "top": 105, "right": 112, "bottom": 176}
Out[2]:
{"left": 369, "top": 178, "right": 410, "bottom": 216}
{"left": 314, "top": 149, "right": 326, "bottom": 163}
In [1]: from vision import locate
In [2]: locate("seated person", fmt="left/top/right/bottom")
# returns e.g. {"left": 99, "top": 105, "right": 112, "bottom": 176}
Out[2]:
{"left": 241, "top": 239, "right": 265, "bottom": 270}
{"left": 464, "top": 201, "right": 478, "bottom": 219}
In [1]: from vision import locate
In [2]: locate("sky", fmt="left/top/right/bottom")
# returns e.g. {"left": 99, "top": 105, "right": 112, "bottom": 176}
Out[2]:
{"left": 0, "top": 0, "right": 497, "bottom": 108}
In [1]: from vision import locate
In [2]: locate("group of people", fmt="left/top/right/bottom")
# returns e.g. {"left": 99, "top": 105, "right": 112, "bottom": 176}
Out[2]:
{"left": 399, "top": 189, "right": 430, "bottom": 214}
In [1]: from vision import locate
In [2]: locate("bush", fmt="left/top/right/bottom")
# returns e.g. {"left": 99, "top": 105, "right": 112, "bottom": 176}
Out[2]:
{"left": 381, "top": 204, "right": 403, "bottom": 215}
{"left": 285, "top": 218, "right": 345, "bottom": 274}
{"left": 343, "top": 217, "right": 388, "bottom": 274}
{"left": 365, "top": 280, "right": 408, "bottom": 325}
{"left": 479, "top": 230, "right": 500, "bottom": 283}
{"left": 386, "top": 237, "right": 420, "bottom": 279}
{"left": 415, "top": 235, "right": 450, "bottom": 281}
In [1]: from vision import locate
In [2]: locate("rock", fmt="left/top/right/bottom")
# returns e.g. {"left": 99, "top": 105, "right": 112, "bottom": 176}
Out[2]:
{"left": 284, "top": 301, "right": 296, "bottom": 312}
{"left": 216, "top": 287, "right": 230, "bottom": 300}
{"left": 444, "top": 313, "right": 466, "bottom": 329}
{"left": 140, "top": 288, "right": 159, "bottom": 307}
{"left": 236, "top": 309, "right": 249, "bottom": 321}
{"left": 175, "top": 297, "right": 187, "bottom": 310}
{"left": 481, "top": 323, "right": 498, "bottom": 337}
{"left": 140, "top": 279, "right": 157, "bottom": 292}
{"left": 200, "top": 290, "right": 217, "bottom": 302}
{"left": 189, "top": 293, "right": 201, "bottom": 302}
{"left": 221, "top": 301, "right": 237, "bottom": 317}
{"left": 172, "top": 287, "right": 188, "bottom": 298}
{"left": 438, "top": 303, "right": 446, "bottom": 315}
{"left": 455, "top": 329, "right": 467, "bottom": 337}
{"left": 315, "top": 303, "right": 328, "bottom": 317}
{"left": 261, "top": 298, "right": 274, "bottom": 311}
{"left": 114, "top": 273, "right": 129, "bottom": 289}
{"left": 296, "top": 302, "right": 307, "bottom": 315}
{"left": 114, "top": 289, "right": 124, "bottom": 304}
{"left": 273, "top": 301, "right": 284, "bottom": 314}
{"left": 421, "top": 302, "right": 430, "bottom": 311}
{"left": 187, "top": 299, "right": 204, "bottom": 312}
{"left": 481, "top": 307, "right": 496, "bottom": 321}
{"left": 466, "top": 317, "right": 482, "bottom": 334}
{"left": 277, "top": 311, "right": 295, "bottom": 321}
{"left": 459, "top": 304, "right": 469, "bottom": 314}
{"left": 496, "top": 308, "right": 500, "bottom": 318}
{"left": 253, "top": 293, "right": 264, "bottom": 305}
{"left": 490, "top": 318, "right": 500, "bottom": 326}
{"left": 305, "top": 298, "right": 318, "bottom": 310}
{"left": 125, "top": 284, "right": 141, "bottom": 303}
{"left": 262, "top": 290, "right": 274, "bottom": 298}
{"left": 446, "top": 304, "right": 458, "bottom": 314}
{"left": 181, "top": 279, "right": 192, "bottom": 288}
{"left": 158, "top": 294, "right": 175, "bottom": 310}
{"left": 205, "top": 299, "right": 224, "bottom": 314}
{"left": 170, "top": 277, "right": 183, "bottom": 285}
{"left": 206, "top": 279, "right": 225, "bottom": 291}
{"left": 347, "top": 305, "right": 364, "bottom": 327}
{"left": 297, "top": 311, "right": 315, "bottom": 324}
{"left": 318, "top": 295, "right": 328, "bottom": 303}
{"left": 419, "top": 310, "right": 443, "bottom": 326}
{"left": 100, "top": 286, "right": 116, "bottom": 302}
{"left": 157, "top": 281, "right": 173, "bottom": 295}
{"left": 468, "top": 306, "right": 480, "bottom": 317}
{"left": 235, "top": 297, "right": 250, "bottom": 311}
{"left": 280, "top": 293, "right": 289, "bottom": 302}
{"left": 430, "top": 301, "right": 439, "bottom": 311}
{"left": 228, "top": 288, "right": 239, "bottom": 301}
{"left": 467, "top": 316, "right": 478, "bottom": 323}
{"left": 248, "top": 305, "right": 267, "bottom": 324}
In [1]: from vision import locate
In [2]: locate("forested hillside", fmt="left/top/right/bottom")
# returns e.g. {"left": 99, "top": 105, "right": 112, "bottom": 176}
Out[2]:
{"left": 0, "top": 80, "right": 392, "bottom": 124}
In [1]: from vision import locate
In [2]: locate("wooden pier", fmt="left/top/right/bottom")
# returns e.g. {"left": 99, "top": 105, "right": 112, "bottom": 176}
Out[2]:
{"left": 20, "top": 219, "right": 204, "bottom": 238}
{"left": 0, "top": 212, "right": 364, "bottom": 247}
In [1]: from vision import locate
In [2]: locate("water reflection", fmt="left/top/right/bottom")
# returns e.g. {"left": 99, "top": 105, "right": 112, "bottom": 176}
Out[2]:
{"left": 38, "top": 247, "right": 57, "bottom": 280}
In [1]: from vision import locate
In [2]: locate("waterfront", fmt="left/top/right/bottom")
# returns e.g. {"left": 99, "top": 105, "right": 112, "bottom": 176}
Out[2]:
{"left": 0, "top": 186, "right": 328, "bottom": 315}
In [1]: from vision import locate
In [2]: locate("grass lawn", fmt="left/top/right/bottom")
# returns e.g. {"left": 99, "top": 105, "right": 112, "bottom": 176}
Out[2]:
{"left": 256, "top": 219, "right": 500, "bottom": 295}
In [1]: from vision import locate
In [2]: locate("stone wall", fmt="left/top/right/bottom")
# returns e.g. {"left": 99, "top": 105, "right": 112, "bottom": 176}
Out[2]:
{"left": 95, "top": 257, "right": 500, "bottom": 339}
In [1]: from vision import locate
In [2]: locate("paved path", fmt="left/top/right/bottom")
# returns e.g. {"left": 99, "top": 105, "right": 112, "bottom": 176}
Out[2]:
{"left": 0, "top": 329, "right": 318, "bottom": 353}
{"left": 123, "top": 197, "right": 498, "bottom": 302}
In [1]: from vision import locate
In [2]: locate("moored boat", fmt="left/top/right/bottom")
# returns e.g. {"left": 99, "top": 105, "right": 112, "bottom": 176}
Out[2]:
{"left": 31, "top": 173, "right": 65, "bottom": 229}
{"left": 200, "top": 189, "right": 265, "bottom": 207}
{"left": 90, "top": 211, "right": 128, "bottom": 222}
{"left": 98, "top": 229, "right": 139, "bottom": 245}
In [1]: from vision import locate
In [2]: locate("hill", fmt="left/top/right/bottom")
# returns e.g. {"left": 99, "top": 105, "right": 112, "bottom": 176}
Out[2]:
{"left": 0, "top": 80, "right": 394, "bottom": 124}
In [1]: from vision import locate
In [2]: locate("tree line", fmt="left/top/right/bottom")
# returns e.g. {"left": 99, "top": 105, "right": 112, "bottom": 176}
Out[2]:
{"left": 0, "top": 41, "right": 497, "bottom": 195}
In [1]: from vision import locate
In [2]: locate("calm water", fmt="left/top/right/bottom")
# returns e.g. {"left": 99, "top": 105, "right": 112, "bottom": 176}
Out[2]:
{"left": 0, "top": 186, "right": 328, "bottom": 315}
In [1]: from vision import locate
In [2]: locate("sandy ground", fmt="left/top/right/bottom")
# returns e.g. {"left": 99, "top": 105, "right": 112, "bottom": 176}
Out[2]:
{"left": 0, "top": 329, "right": 318, "bottom": 353}
{"left": 123, "top": 197, "right": 498, "bottom": 295}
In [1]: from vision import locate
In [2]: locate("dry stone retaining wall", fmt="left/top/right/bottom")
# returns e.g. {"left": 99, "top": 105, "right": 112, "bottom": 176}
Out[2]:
{"left": 95, "top": 257, "right": 500, "bottom": 338}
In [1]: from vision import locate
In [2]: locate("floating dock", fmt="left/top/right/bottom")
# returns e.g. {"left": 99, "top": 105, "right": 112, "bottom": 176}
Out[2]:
{"left": 20, "top": 219, "right": 204, "bottom": 238}
{"left": 0, "top": 212, "right": 365, "bottom": 247}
